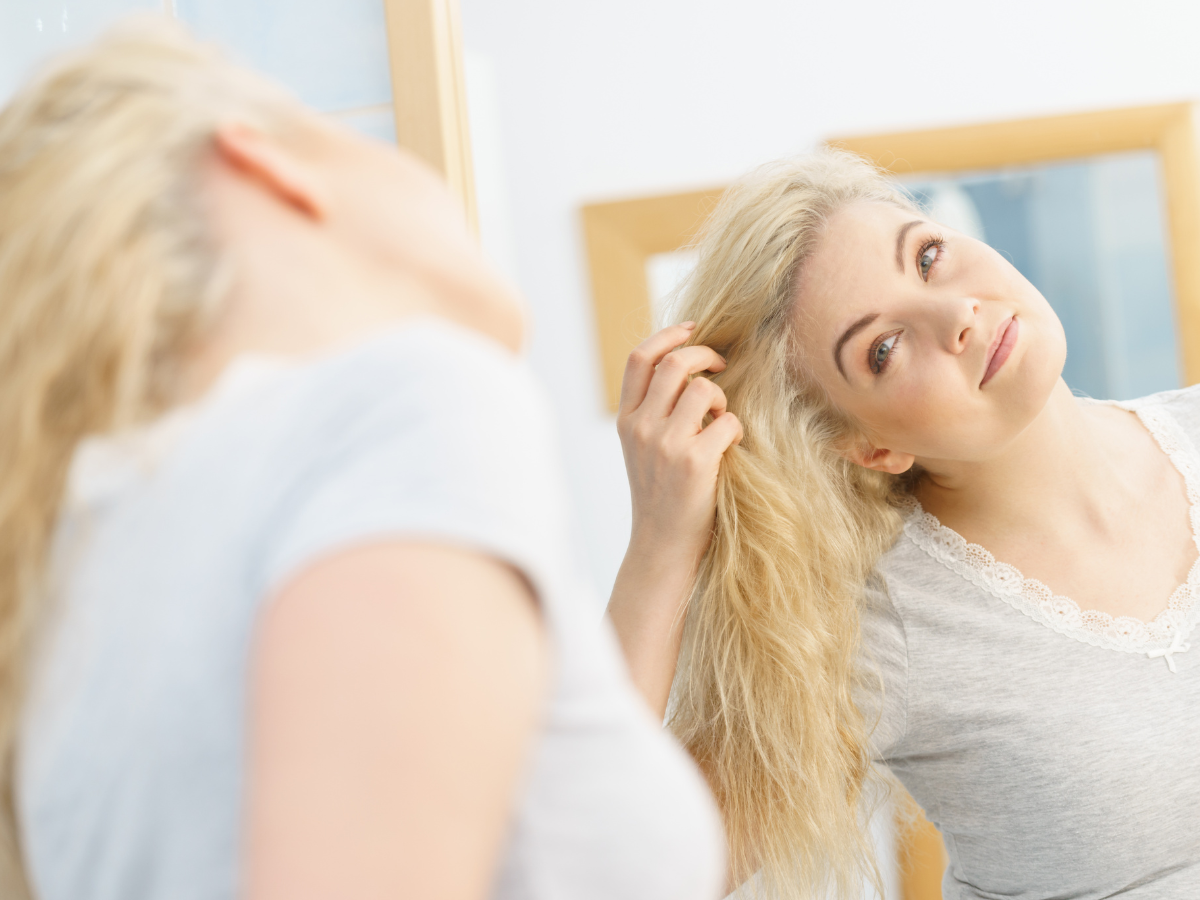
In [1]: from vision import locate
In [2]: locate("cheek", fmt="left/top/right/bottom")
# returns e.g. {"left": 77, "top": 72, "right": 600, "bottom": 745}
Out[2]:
{"left": 850, "top": 364, "right": 1043, "bottom": 462}
{"left": 860, "top": 374, "right": 970, "bottom": 458}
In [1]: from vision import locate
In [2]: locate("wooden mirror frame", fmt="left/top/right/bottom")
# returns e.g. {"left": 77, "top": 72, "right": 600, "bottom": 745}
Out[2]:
{"left": 384, "top": 0, "right": 477, "bottom": 228}
{"left": 582, "top": 103, "right": 1200, "bottom": 412}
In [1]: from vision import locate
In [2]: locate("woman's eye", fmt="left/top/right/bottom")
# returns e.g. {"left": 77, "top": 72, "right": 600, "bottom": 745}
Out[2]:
{"left": 918, "top": 241, "right": 942, "bottom": 280}
{"left": 870, "top": 333, "right": 900, "bottom": 374}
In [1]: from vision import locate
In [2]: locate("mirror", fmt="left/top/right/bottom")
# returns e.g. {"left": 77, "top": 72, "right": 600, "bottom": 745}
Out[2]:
{"left": 905, "top": 151, "right": 1177, "bottom": 400}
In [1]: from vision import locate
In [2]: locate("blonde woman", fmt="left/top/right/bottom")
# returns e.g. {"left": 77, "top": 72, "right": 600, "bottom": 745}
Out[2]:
{"left": 0, "top": 20, "right": 725, "bottom": 900}
{"left": 609, "top": 151, "right": 1200, "bottom": 899}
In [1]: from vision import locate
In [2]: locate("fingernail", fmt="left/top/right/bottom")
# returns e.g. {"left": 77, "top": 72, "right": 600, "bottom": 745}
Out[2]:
{"left": 681, "top": 321, "right": 696, "bottom": 329}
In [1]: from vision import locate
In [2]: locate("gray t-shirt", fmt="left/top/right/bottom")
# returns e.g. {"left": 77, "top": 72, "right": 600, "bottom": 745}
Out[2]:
{"left": 865, "top": 385, "right": 1200, "bottom": 899}
{"left": 17, "top": 319, "right": 725, "bottom": 900}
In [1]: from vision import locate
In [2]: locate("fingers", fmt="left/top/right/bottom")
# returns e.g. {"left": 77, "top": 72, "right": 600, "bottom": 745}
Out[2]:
{"left": 670, "top": 377, "right": 727, "bottom": 436}
{"left": 639, "top": 346, "right": 727, "bottom": 419}
{"left": 618, "top": 323, "right": 696, "bottom": 416}
{"left": 673, "top": 378, "right": 742, "bottom": 460}
{"left": 695, "top": 410, "right": 743, "bottom": 456}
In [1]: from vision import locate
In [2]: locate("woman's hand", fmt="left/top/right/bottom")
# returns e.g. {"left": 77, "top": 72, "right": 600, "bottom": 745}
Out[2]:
{"left": 618, "top": 323, "right": 742, "bottom": 564}
{"left": 607, "top": 323, "right": 742, "bottom": 717}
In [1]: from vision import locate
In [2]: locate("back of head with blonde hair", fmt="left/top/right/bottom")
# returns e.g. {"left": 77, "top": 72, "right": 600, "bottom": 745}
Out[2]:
{"left": 667, "top": 150, "right": 921, "bottom": 898}
{"left": 0, "top": 19, "right": 296, "bottom": 895}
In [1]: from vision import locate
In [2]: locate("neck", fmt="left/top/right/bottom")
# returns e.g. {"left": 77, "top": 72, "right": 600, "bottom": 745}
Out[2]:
{"left": 177, "top": 229, "right": 521, "bottom": 404}
{"left": 914, "top": 380, "right": 1129, "bottom": 538}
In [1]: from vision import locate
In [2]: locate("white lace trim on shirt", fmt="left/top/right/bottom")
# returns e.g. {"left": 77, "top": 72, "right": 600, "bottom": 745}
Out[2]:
{"left": 903, "top": 398, "right": 1200, "bottom": 671}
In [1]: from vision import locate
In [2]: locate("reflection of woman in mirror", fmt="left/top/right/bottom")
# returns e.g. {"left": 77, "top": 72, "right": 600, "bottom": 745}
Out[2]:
{"left": 609, "top": 150, "right": 1200, "bottom": 899}
{"left": 0, "top": 22, "right": 724, "bottom": 900}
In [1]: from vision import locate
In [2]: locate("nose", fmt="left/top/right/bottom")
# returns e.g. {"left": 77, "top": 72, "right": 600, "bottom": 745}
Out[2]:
{"left": 937, "top": 295, "right": 979, "bottom": 355}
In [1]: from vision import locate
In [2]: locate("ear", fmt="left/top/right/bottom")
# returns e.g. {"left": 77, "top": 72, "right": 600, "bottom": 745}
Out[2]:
{"left": 841, "top": 441, "right": 916, "bottom": 475}
{"left": 212, "top": 121, "right": 330, "bottom": 220}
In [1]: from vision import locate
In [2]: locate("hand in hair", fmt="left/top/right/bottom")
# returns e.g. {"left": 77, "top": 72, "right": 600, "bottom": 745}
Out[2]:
{"left": 607, "top": 323, "right": 742, "bottom": 717}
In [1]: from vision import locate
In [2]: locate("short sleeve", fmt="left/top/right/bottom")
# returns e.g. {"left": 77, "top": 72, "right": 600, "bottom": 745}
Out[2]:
{"left": 857, "top": 573, "right": 909, "bottom": 761}
{"left": 256, "top": 320, "right": 573, "bottom": 605}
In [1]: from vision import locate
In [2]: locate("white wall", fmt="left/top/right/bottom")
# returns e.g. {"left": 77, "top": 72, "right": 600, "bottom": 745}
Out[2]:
{"left": 459, "top": 0, "right": 1200, "bottom": 600}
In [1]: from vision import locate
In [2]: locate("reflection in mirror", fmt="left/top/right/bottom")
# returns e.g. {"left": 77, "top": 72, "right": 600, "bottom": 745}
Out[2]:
{"left": 905, "top": 151, "right": 1179, "bottom": 401}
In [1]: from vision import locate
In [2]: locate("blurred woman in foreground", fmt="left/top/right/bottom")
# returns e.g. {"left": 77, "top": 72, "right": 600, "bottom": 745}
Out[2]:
{"left": 0, "top": 19, "right": 724, "bottom": 900}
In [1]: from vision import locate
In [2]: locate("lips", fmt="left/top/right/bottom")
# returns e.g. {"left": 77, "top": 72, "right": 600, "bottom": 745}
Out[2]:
{"left": 981, "top": 316, "right": 1018, "bottom": 387}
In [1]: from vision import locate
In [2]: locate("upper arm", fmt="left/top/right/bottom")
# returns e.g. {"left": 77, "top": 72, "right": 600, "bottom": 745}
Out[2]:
{"left": 244, "top": 541, "right": 548, "bottom": 900}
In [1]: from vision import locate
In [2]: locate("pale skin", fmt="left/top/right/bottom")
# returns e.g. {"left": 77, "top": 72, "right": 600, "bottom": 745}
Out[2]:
{"left": 183, "top": 105, "right": 548, "bottom": 900}
{"left": 607, "top": 324, "right": 741, "bottom": 716}
{"left": 609, "top": 199, "right": 1195, "bottom": 719}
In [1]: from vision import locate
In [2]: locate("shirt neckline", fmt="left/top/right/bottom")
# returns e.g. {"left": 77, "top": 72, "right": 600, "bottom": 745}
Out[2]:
{"left": 902, "top": 395, "right": 1200, "bottom": 670}
{"left": 65, "top": 316, "right": 496, "bottom": 509}
{"left": 67, "top": 355, "right": 298, "bottom": 509}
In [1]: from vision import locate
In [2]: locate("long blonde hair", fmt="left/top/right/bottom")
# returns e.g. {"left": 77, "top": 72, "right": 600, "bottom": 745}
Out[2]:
{"left": 668, "top": 151, "right": 920, "bottom": 898}
{"left": 0, "top": 19, "right": 292, "bottom": 895}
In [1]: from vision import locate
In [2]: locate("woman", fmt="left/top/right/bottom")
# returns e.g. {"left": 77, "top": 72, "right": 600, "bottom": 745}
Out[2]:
{"left": 0, "top": 20, "right": 725, "bottom": 900}
{"left": 609, "top": 150, "right": 1200, "bottom": 899}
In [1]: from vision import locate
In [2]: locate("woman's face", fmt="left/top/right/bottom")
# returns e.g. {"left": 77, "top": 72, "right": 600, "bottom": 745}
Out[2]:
{"left": 791, "top": 200, "right": 1066, "bottom": 468}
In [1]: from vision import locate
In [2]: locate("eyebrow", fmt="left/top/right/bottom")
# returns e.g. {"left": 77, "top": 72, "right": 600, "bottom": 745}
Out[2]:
{"left": 834, "top": 312, "right": 880, "bottom": 380}
{"left": 895, "top": 220, "right": 924, "bottom": 272}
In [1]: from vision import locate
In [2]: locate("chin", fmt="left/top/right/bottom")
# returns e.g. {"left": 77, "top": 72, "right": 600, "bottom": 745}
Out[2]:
{"left": 1033, "top": 316, "right": 1068, "bottom": 400}
{"left": 999, "top": 322, "right": 1066, "bottom": 436}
